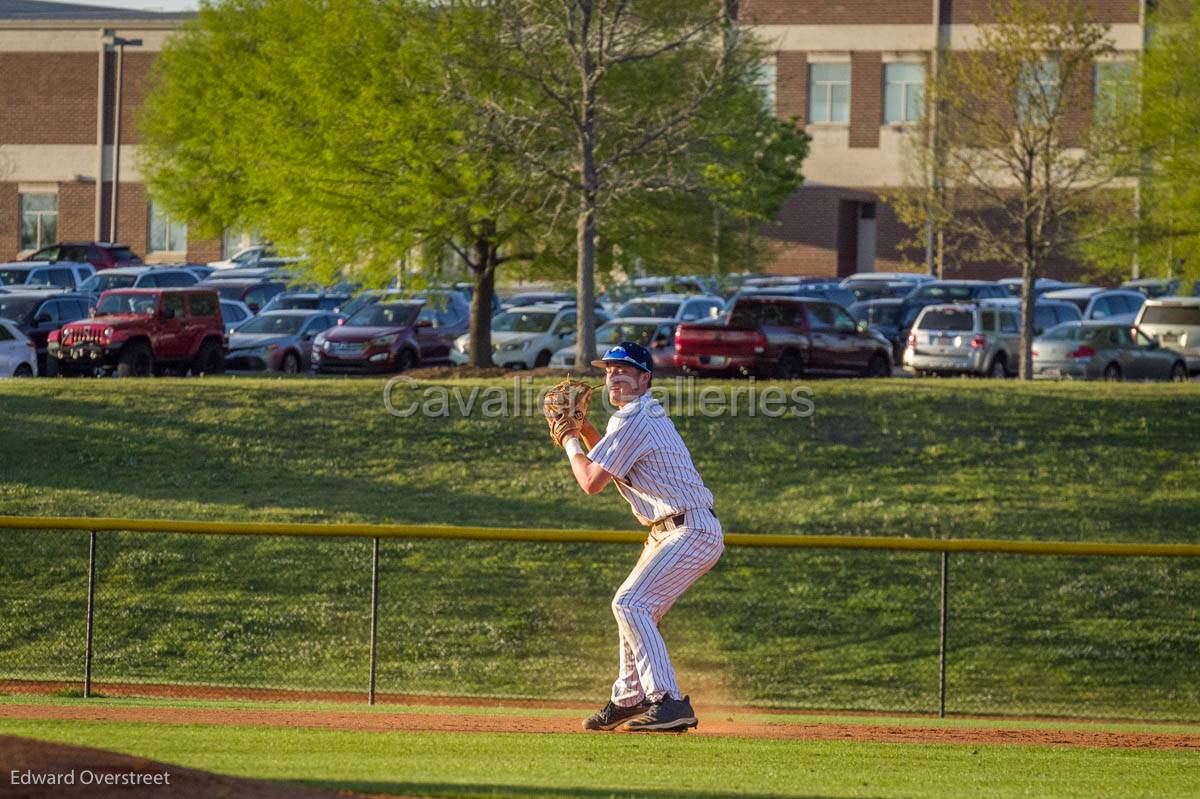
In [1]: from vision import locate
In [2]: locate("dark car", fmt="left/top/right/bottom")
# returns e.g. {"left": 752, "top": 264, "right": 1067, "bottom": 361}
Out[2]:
{"left": 448, "top": 282, "right": 503, "bottom": 316}
{"left": 26, "top": 242, "right": 142, "bottom": 271}
{"left": 226, "top": 310, "right": 344, "bottom": 373}
{"left": 848, "top": 298, "right": 906, "bottom": 364}
{"left": 839, "top": 272, "right": 932, "bottom": 301}
{"left": 500, "top": 291, "right": 575, "bottom": 310}
{"left": 997, "top": 277, "right": 1081, "bottom": 298}
{"left": 259, "top": 290, "right": 353, "bottom": 314}
{"left": 0, "top": 291, "right": 93, "bottom": 373}
{"left": 894, "top": 280, "right": 1009, "bottom": 343}
{"left": 313, "top": 295, "right": 469, "bottom": 373}
{"left": 182, "top": 264, "right": 216, "bottom": 282}
{"left": 339, "top": 288, "right": 468, "bottom": 320}
{"left": 842, "top": 280, "right": 915, "bottom": 302}
{"left": 1120, "top": 278, "right": 1184, "bottom": 299}
{"left": 202, "top": 266, "right": 297, "bottom": 282}
{"left": 738, "top": 282, "right": 858, "bottom": 310}
{"left": 198, "top": 278, "right": 289, "bottom": 314}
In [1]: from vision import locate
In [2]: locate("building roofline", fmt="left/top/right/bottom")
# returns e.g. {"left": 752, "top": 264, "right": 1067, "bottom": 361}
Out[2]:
{"left": 0, "top": 1, "right": 192, "bottom": 24}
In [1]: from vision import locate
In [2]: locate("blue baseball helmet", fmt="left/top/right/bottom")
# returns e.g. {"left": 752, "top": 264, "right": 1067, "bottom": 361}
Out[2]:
{"left": 591, "top": 341, "right": 653, "bottom": 373}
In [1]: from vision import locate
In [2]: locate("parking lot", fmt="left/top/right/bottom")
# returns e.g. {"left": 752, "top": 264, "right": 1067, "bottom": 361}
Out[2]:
{"left": 2, "top": 254, "right": 1198, "bottom": 384}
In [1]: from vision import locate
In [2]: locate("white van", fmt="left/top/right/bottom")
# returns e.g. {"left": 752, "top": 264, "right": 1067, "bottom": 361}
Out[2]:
{"left": 1133, "top": 297, "right": 1200, "bottom": 375}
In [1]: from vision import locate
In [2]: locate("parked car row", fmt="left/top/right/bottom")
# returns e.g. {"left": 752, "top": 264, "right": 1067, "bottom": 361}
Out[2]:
{"left": 4, "top": 258, "right": 1197, "bottom": 383}
{"left": 901, "top": 297, "right": 1195, "bottom": 381}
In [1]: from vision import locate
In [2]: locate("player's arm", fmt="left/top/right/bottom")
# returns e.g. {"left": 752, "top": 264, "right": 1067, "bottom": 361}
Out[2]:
{"left": 579, "top": 419, "right": 602, "bottom": 449}
{"left": 563, "top": 427, "right": 615, "bottom": 495}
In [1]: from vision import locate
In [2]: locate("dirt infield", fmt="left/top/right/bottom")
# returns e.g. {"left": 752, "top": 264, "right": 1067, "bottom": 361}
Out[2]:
{"left": 0, "top": 735, "right": 367, "bottom": 799}
{"left": 2, "top": 701, "right": 1198, "bottom": 751}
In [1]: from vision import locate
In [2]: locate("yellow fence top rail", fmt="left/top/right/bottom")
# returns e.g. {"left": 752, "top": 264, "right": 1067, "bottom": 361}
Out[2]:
{"left": 1, "top": 515, "right": 1198, "bottom": 558}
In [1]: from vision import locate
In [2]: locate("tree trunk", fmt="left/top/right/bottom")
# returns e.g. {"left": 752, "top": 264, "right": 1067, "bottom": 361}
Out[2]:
{"left": 575, "top": 191, "right": 598, "bottom": 369}
{"left": 574, "top": 39, "right": 599, "bottom": 371}
{"left": 468, "top": 228, "right": 498, "bottom": 369}
{"left": 1018, "top": 260, "right": 1037, "bottom": 381}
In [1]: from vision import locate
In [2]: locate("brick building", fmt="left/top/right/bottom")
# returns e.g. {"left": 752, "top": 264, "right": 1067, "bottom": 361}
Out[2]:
{"left": 0, "top": 0, "right": 225, "bottom": 264}
{"left": 1, "top": 0, "right": 1146, "bottom": 277}
{"left": 741, "top": 0, "right": 1146, "bottom": 279}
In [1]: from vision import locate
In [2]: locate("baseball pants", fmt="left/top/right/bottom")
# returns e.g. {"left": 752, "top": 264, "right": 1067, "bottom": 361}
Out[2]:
{"left": 610, "top": 509, "right": 724, "bottom": 706}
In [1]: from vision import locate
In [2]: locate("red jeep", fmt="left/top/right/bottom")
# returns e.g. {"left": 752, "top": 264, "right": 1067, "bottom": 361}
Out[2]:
{"left": 47, "top": 288, "right": 226, "bottom": 377}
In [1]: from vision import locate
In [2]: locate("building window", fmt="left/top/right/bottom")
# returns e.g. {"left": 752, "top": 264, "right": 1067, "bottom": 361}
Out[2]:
{"left": 753, "top": 61, "right": 777, "bottom": 115}
{"left": 884, "top": 63, "right": 924, "bottom": 124}
{"left": 1095, "top": 62, "right": 1134, "bottom": 119}
{"left": 809, "top": 63, "right": 850, "bottom": 124}
{"left": 149, "top": 202, "right": 188, "bottom": 253}
{"left": 19, "top": 194, "right": 57, "bottom": 252}
{"left": 223, "top": 229, "right": 265, "bottom": 258}
{"left": 1018, "top": 61, "right": 1059, "bottom": 123}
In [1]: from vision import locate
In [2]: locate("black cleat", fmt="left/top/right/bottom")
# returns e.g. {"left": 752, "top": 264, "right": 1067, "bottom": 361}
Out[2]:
{"left": 623, "top": 695, "right": 698, "bottom": 732}
{"left": 583, "top": 698, "right": 653, "bottom": 731}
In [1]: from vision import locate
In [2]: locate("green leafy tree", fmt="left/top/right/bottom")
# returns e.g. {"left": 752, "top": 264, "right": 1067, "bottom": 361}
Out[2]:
{"left": 1076, "top": 0, "right": 1200, "bottom": 287}
{"left": 142, "top": 0, "right": 805, "bottom": 369}
{"left": 141, "top": 0, "right": 565, "bottom": 367}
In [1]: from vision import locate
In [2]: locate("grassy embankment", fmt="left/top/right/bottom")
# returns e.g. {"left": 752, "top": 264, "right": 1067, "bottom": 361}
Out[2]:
{"left": 1, "top": 377, "right": 1197, "bottom": 718}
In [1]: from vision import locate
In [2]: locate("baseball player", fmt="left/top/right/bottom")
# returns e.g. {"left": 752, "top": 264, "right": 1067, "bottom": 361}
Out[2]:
{"left": 550, "top": 341, "right": 723, "bottom": 732}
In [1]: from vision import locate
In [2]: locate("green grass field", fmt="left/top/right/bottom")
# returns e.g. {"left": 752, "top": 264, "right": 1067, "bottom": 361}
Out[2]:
{"left": 2, "top": 378, "right": 1199, "bottom": 718}
{"left": 2, "top": 699, "right": 1197, "bottom": 799}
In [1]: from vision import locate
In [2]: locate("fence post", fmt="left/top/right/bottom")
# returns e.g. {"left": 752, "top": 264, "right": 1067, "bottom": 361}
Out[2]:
{"left": 84, "top": 530, "right": 97, "bottom": 699}
{"left": 368, "top": 536, "right": 380, "bottom": 705}
{"left": 938, "top": 550, "right": 949, "bottom": 719}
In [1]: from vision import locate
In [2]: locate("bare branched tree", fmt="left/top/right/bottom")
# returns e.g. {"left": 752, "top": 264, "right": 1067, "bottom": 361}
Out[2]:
{"left": 478, "top": 0, "right": 776, "bottom": 365}
{"left": 888, "top": 0, "right": 1138, "bottom": 378}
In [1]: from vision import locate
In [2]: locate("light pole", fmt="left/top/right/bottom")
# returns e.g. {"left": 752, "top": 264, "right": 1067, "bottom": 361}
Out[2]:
{"left": 107, "top": 35, "right": 142, "bottom": 243}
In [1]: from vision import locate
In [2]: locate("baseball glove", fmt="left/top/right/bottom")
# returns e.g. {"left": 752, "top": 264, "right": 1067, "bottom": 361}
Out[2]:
{"left": 543, "top": 379, "right": 594, "bottom": 447}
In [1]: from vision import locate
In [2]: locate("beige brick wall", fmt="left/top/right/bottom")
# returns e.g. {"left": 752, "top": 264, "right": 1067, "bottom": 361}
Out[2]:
{"left": 0, "top": 183, "right": 18, "bottom": 257}
{"left": 850, "top": 52, "right": 882, "bottom": 149}
{"left": 775, "top": 51, "right": 808, "bottom": 122}
{"left": 105, "top": 181, "right": 148, "bottom": 253}
{"left": 58, "top": 181, "right": 96, "bottom": 242}
{"left": 0, "top": 53, "right": 98, "bottom": 146}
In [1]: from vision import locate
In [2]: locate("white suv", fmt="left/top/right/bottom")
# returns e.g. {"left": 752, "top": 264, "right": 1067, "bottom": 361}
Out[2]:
{"left": 451, "top": 303, "right": 609, "bottom": 369}
{"left": 1133, "top": 297, "right": 1200, "bottom": 375}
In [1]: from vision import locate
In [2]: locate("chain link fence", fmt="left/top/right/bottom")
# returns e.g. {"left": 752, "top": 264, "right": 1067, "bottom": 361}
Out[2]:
{"left": 2, "top": 524, "right": 1198, "bottom": 720}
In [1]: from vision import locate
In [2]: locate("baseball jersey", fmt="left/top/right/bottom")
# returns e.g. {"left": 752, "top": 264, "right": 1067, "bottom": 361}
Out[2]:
{"left": 587, "top": 393, "right": 714, "bottom": 526}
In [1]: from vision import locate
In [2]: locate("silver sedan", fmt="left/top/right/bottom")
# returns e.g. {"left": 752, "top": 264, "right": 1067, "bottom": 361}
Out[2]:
{"left": 1032, "top": 321, "right": 1189, "bottom": 382}
{"left": 225, "top": 310, "right": 345, "bottom": 373}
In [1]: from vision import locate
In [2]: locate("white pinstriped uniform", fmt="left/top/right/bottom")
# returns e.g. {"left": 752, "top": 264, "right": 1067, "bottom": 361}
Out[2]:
{"left": 587, "top": 393, "right": 723, "bottom": 706}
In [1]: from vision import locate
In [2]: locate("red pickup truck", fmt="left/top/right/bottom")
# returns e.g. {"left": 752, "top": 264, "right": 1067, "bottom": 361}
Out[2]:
{"left": 47, "top": 288, "right": 226, "bottom": 377}
{"left": 674, "top": 294, "right": 893, "bottom": 378}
